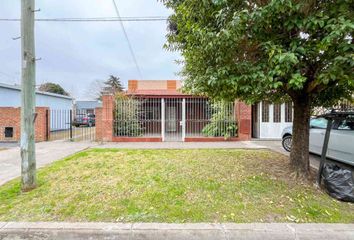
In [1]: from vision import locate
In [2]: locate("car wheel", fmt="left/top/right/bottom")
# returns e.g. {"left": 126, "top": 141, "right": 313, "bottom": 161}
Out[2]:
{"left": 282, "top": 135, "right": 292, "bottom": 152}
{"left": 88, "top": 122, "right": 93, "bottom": 127}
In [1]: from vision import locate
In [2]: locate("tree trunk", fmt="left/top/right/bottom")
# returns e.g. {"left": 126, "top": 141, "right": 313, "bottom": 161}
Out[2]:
{"left": 290, "top": 96, "right": 311, "bottom": 178}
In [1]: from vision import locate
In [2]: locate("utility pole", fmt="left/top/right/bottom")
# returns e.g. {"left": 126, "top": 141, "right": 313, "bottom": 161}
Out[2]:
{"left": 21, "top": 0, "right": 36, "bottom": 191}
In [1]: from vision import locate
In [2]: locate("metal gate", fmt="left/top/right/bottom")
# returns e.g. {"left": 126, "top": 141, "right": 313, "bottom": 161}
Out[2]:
{"left": 114, "top": 97, "right": 237, "bottom": 141}
{"left": 48, "top": 109, "right": 96, "bottom": 141}
{"left": 163, "top": 98, "right": 183, "bottom": 141}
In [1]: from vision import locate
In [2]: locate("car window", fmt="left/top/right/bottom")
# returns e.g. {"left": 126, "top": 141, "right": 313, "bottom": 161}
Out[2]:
{"left": 337, "top": 120, "right": 354, "bottom": 130}
{"left": 310, "top": 118, "right": 328, "bottom": 129}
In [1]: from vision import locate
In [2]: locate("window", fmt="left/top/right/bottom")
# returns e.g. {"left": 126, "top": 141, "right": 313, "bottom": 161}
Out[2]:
{"left": 337, "top": 120, "right": 354, "bottom": 130}
{"left": 273, "top": 104, "right": 281, "bottom": 123}
{"left": 310, "top": 118, "right": 328, "bottom": 129}
{"left": 4, "top": 127, "right": 13, "bottom": 138}
{"left": 262, "top": 102, "right": 269, "bottom": 122}
{"left": 285, "top": 102, "right": 293, "bottom": 122}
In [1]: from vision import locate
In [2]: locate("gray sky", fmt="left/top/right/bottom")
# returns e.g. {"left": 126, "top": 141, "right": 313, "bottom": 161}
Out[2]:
{"left": 0, "top": 0, "right": 181, "bottom": 99}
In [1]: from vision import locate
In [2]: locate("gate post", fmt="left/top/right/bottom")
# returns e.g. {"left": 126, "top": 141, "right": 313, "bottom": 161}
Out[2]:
{"left": 235, "top": 101, "right": 252, "bottom": 140}
{"left": 99, "top": 94, "right": 114, "bottom": 142}
{"left": 161, "top": 98, "right": 165, "bottom": 142}
{"left": 182, "top": 98, "right": 186, "bottom": 141}
{"left": 69, "top": 110, "right": 73, "bottom": 140}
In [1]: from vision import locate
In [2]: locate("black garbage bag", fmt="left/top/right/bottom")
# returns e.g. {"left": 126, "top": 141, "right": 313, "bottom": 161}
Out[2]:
{"left": 322, "top": 163, "right": 354, "bottom": 202}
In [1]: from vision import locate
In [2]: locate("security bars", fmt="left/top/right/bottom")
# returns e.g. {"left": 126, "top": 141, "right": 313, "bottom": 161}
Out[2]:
{"left": 114, "top": 97, "right": 237, "bottom": 140}
{"left": 114, "top": 97, "right": 162, "bottom": 138}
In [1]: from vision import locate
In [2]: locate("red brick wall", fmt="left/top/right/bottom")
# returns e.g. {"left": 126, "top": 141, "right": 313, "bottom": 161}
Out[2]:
{"left": 235, "top": 101, "right": 252, "bottom": 140}
{"left": 95, "top": 95, "right": 114, "bottom": 142}
{"left": 95, "top": 95, "right": 252, "bottom": 142}
{"left": 0, "top": 107, "right": 49, "bottom": 142}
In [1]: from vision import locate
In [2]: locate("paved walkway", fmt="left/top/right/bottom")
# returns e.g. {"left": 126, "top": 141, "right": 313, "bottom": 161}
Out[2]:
{"left": 0, "top": 222, "right": 353, "bottom": 240}
{"left": 0, "top": 141, "right": 96, "bottom": 186}
{"left": 97, "top": 141, "right": 267, "bottom": 149}
{"left": 97, "top": 140, "right": 323, "bottom": 169}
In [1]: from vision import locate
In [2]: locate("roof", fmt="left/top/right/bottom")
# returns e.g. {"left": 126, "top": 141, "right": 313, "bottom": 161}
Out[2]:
{"left": 127, "top": 89, "right": 190, "bottom": 96}
{"left": 0, "top": 82, "right": 73, "bottom": 100}
{"left": 75, "top": 100, "right": 102, "bottom": 109}
{"left": 127, "top": 80, "right": 190, "bottom": 97}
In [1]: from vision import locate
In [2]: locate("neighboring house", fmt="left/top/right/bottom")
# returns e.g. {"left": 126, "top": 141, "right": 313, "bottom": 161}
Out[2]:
{"left": 0, "top": 82, "right": 73, "bottom": 109}
{"left": 74, "top": 100, "right": 101, "bottom": 115}
{"left": 0, "top": 82, "right": 74, "bottom": 141}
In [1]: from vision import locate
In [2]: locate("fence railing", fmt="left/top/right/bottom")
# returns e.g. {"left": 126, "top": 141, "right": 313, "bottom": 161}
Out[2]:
{"left": 114, "top": 97, "right": 162, "bottom": 137}
{"left": 114, "top": 97, "right": 237, "bottom": 140}
{"left": 185, "top": 98, "right": 237, "bottom": 138}
{"left": 48, "top": 109, "right": 96, "bottom": 141}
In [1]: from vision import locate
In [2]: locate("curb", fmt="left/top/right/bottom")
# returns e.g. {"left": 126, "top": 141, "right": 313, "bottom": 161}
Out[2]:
{"left": 1, "top": 223, "right": 353, "bottom": 240}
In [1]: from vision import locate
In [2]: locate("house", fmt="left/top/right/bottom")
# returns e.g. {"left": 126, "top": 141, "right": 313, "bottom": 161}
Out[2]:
{"left": 96, "top": 80, "right": 293, "bottom": 142}
{"left": 0, "top": 82, "right": 74, "bottom": 142}
{"left": 0, "top": 82, "right": 73, "bottom": 110}
{"left": 74, "top": 100, "right": 101, "bottom": 115}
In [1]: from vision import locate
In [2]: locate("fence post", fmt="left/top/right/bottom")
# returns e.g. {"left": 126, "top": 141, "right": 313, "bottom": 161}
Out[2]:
{"left": 45, "top": 109, "right": 49, "bottom": 141}
{"left": 161, "top": 98, "right": 165, "bottom": 142}
{"left": 70, "top": 110, "right": 73, "bottom": 140}
{"left": 182, "top": 98, "right": 186, "bottom": 141}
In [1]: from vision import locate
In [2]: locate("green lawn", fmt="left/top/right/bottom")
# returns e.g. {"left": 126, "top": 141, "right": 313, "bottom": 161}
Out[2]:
{"left": 0, "top": 149, "right": 353, "bottom": 223}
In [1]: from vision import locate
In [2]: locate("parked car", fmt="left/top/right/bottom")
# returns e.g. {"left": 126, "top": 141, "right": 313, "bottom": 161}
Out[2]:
{"left": 73, "top": 113, "right": 95, "bottom": 127}
{"left": 281, "top": 117, "right": 354, "bottom": 166}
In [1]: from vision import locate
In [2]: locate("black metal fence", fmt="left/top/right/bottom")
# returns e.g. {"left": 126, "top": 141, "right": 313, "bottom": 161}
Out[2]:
{"left": 48, "top": 109, "right": 96, "bottom": 141}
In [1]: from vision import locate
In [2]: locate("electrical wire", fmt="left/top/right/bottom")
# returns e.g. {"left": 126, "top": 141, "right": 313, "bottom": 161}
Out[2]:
{"left": 111, "top": 0, "right": 143, "bottom": 79}
{"left": 0, "top": 17, "right": 168, "bottom": 22}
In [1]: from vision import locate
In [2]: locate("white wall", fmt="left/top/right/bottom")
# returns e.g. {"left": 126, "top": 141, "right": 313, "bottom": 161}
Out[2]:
{"left": 0, "top": 87, "right": 73, "bottom": 110}
{"left": 1, "top": 86, "right": 73, "bottom": 131}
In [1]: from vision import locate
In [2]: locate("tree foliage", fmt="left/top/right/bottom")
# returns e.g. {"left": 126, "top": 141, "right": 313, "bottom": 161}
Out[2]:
{"left": 38, "top": 82, "right": 69, "bottom": 96}
{"left": 89, "top": 75, "right": 124, "bottom": 100}
{"left": 104, "top": 75, "right": 124, "bottom": 94}
{"left": 162, "top": 0, "right": 354, "bottom": 177}
{"left": 162, "top": 0, "right": 353, "bottom": 104}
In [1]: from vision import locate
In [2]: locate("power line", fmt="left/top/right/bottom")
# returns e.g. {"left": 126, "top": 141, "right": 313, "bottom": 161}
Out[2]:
{"left": 0, "top": 16, "right": 168, "bottom": 22}
{"left": 112, "top": 0, "right": 143, "bottom": 79}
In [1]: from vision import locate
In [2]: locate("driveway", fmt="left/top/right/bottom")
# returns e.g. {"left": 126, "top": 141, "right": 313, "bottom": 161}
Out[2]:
{"left": 253, "top": 140, "right": 322, "bottom": 169}
{"left": 0, "top": 141, "right": 96, "bottom": 186}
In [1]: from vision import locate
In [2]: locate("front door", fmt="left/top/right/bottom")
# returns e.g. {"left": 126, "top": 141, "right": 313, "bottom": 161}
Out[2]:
{"left": 164, "top": 98, "right": 183, "bottom": 141}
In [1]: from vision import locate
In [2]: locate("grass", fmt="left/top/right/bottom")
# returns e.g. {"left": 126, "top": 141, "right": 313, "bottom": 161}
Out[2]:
{"left": 0, "top": 149, "right": 353, "bottom": 223}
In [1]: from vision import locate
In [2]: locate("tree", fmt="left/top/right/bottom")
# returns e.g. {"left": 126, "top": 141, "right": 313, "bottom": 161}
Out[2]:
{"left": 162, "top": 0, "right": 354, "bottom": 177}
{"left": 38, "top": 82, "right": 69, "bottom": 96}
{"left": 87, "top": 76, "right": 124, "bottom": 100}
{"left": 104, "top": 75, "right": 124, "bottom": 94}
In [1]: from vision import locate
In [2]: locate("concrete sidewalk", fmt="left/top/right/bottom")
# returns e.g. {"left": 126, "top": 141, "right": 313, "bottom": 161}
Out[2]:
{"left": 0, "top": 141, "right": 96, "bottom": 186}
{"left": 96, "top": 140, "right": 323, "bottom": 169}
{"left": 96, "top": 141, "right": 267, "bottom": 149}
{"left": 0, "top": 222, "right": 353, "bottom": 240}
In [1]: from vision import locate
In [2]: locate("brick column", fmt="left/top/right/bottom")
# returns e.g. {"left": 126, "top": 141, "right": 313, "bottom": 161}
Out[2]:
{"left": 97, "top": 94, "right": 114, "bottom": 142}
{"left": 235, "top": 101, "right": 252, "bottom": 140}
{"left": 34, "top": 107, "right": 49, "bottom": 142}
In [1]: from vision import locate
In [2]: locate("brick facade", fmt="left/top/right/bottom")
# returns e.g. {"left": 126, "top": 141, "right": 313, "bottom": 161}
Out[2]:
{"left": 0, "top": 107, "right": 49, "bottom": 142}
{"left": 95, "top": 93, "right": 252, "bottom": 142}
{"left": 235, "top": 101, "right": 252, "bottom": 141}
{"left": 95, "top": 95, "right": 114, "bottom": 142}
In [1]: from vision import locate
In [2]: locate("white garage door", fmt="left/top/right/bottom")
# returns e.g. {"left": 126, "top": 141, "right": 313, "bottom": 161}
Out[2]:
{"left": 259, "top": 101, "right": 293, "bottom": 139}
